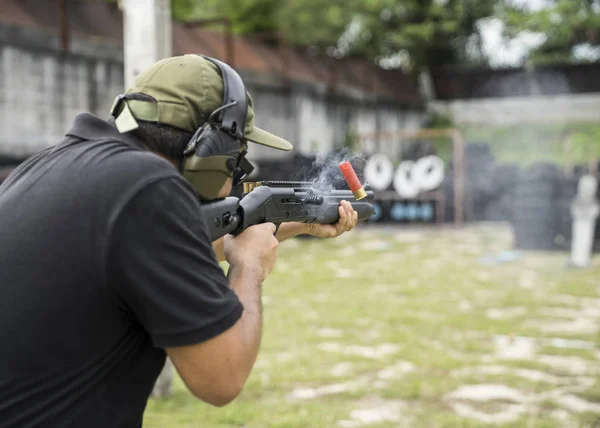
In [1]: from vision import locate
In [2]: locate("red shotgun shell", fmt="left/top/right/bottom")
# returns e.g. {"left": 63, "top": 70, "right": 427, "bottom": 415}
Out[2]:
{"left": 339, "top": 161, "right": 367, "bottom": 200}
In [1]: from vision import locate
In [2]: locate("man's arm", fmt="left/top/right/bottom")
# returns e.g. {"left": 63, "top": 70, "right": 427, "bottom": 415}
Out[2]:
{"left": 165, "top": 265, "right": 263, "bottom": 406}
{"left": 166, "top": 228, "right": 275, "bottom": 406}
{"left": 109, "top": 177, "right": 277, "bottom": 407}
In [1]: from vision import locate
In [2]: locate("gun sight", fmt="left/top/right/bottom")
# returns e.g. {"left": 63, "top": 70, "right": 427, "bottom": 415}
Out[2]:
{"left": 243, "top": 181, "right": 318, "bottom": 193}
{"left": 243, "top": 181, "right": 372, "bottom": 194}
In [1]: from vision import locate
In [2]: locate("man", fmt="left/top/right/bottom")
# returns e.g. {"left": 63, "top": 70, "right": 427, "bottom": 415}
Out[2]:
{"left": 0, "top": 54, "right": 357, "bottom": 427}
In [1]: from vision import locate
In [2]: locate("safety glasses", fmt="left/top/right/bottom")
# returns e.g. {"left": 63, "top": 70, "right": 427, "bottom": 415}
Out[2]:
{"left": 232, "top": 148, "right": 255, "bottom": 185}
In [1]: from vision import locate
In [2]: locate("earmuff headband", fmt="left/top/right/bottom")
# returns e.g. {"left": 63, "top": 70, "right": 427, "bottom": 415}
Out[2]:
{"left": 199, "top": 55, "right": 248, "bottom": 139}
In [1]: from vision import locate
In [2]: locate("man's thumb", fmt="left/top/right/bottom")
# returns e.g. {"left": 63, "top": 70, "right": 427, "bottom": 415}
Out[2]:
{"left": 264, "top": 222, "right": 277, "bottom": 233}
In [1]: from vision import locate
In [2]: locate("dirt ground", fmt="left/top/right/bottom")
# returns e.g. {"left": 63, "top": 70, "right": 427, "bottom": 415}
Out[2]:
{"left": 144, "top": 223, "right": 600, "bottom": 428}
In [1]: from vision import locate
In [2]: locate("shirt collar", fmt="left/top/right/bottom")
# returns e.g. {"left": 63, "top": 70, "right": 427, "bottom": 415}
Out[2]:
{"left": 65, "top": 113, "right": 148, "bottom": 149}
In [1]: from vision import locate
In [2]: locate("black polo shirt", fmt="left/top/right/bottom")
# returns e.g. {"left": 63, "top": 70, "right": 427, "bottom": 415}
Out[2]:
{"left": 0, "top": 113, "right": 243, "bottom": 427}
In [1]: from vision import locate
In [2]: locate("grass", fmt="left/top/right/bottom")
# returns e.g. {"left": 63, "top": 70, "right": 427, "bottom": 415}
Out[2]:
{"left": 143, "top": 224, "right": 600, "bottom": 427}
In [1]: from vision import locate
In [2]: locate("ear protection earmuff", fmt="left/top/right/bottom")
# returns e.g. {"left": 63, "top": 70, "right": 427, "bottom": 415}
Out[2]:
{"left": 181, "top": 55, "right": 254, "bottom": 201}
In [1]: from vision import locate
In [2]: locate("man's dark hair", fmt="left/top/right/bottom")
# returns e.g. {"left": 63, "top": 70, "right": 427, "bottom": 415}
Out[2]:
{"left": 132, "top": 120, "right": 194, "bottom": 159}
{"left": 108, "top": 117, "right": 194, "bottom": 159}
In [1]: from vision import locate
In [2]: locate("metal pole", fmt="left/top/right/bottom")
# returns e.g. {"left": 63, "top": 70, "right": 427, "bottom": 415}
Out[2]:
{"left": 122, "top": 0, "right": 172, "bottom": 89}
{"left": 57, "top": 0, "right": 70, "bottom": 52}
{"left": 452, "top": 130, "right": 465, "bottom": 226}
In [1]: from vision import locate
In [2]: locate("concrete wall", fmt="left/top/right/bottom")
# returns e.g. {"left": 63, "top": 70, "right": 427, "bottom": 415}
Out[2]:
{"left": 425, "top": 65, "right": 600, "bottom": 126}
{"left": 429, "top": 93, "right": 600, "bottom": 126}
{"left": 247, "top": 83, "right": 423, "bottom": 162}
{"left": 0, "top": 24, "right": 424, "bottom": 161}
{"left": 0, "top": 24, "right": 124, "bottom": 158}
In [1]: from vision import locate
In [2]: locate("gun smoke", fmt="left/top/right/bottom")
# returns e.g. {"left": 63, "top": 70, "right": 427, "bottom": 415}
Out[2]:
{"left": 293, "top": 148, "right": 368, "bottom": 193}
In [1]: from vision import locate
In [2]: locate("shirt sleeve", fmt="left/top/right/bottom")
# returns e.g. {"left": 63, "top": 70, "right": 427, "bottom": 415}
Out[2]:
{"left": 107, "top": 175, "right": 243, "bottom": 349}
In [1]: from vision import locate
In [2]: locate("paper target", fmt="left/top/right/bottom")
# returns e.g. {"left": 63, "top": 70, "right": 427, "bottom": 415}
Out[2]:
{"left": 393, "top": 160, "right": 420, "bottom": 198}
{"left": 364, "top": 154, "right": 394, "bottom": 191}
{"left": 411, "top": 155, "right": 444, "bottom": 192}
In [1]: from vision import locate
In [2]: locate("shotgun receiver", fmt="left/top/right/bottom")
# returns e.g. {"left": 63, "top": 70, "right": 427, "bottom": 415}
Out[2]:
{"left": 202, "top": 181, "right": 375, "bottom": 241}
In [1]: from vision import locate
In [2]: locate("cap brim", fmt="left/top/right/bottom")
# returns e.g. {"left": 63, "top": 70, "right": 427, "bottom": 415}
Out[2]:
{"left": 245, "top": 127, "right": 293, "bottom": 151}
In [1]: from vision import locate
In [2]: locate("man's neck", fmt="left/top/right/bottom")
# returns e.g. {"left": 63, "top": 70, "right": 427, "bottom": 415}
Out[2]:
{"left": 107, "top": 119, "right": 182, "bottom": 170}
{"left": 153, "top": 152, "right": 180, "bottom": 169}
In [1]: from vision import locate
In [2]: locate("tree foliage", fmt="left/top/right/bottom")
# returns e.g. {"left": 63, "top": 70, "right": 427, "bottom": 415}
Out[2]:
{"left": 138, "top": 0, "right": 600, "bottom": 72}
{"left": 169, "top": 0, "right": 497, "bottom": 75}
{"left": 341, "top": 0, "right": 498, "bottom": 72}
{"left": 171, "top": 0, "right": 354, "bottom": 50}
{"left": 498, "top": 0, "right": 600, "bottom": 65}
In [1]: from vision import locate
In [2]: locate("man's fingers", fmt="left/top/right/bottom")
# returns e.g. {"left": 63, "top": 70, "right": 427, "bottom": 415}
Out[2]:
{"left": 344, "top": 203, "right": 354, "bottom": 229}
{"left": 264, "top": 222, "right": 277, "bottom": 233}
{"left": 347, "top": 211, "right": 355, "bottom": 231}
{"left": 344, "top": 202, "right": 355, "bottom": 229}
{"left": 334, "top": 201, "right": 355, "bottom": 233}
{"left": 339, "top": 204, "right": 347, "bottom": 222}
{"left": 347, "top": 205, "right": 355, "bottom": 226}
{"left": 342, "top": 201, "right": 349, "bottom": 213}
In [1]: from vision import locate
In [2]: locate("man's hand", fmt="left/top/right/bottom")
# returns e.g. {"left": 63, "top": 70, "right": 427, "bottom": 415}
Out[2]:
{"left": 224, "top": 223, "right": 279, "bottom": 282}
{"left": 211, "top": 201, "right": 359, "bottom": 262}
{"left": 306, "top": 200, "right": 358, "bottom": 238}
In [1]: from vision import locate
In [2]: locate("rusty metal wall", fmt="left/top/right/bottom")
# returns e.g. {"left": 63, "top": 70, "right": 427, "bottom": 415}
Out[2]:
{"left": 0, "top": 23, "right": 424, "bottom": 159}
{"left": 0, "top": 0, "right": 423, "bottom": 107}
{"left": 430, "top": 63, "right": 600, "bottom": 100}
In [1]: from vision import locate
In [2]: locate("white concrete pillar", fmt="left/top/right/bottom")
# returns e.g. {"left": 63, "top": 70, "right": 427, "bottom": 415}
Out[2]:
{"left": 570, "top": 175, "right": 599, "bottom": 268}
{"left": 120, "top": 0, "right": 174, "bottom": 397}
{"left": 121, "top": 0, "right": 172, "bottom": 89}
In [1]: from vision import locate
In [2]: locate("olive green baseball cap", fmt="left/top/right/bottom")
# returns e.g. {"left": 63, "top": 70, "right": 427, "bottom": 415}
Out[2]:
{"left": 110, "top": 54, "right": 293, "bottom": 151}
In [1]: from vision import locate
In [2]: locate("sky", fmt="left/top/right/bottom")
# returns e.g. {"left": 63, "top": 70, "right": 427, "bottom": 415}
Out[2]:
{"left": 478, "top": 17, "right": 547, "bottom": 67}
{"left": 366, "top": 0, "right": 600, "bottom": 69}
{"left": 510, "top": 0, "right": 551, "bottom": 11}
{"left": 480, "top": 0, "right": 600, "bottom": 66}
{"left": 376, "top": 0, "right": 554, "bottom": 69}
{"left": 479, "top": 0, "right": 550, "bottom": 67}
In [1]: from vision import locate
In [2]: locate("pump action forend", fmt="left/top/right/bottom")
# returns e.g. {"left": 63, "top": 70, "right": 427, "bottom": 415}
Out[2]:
{"left": 201, "top": 181, "right": 375, "bottom": 242}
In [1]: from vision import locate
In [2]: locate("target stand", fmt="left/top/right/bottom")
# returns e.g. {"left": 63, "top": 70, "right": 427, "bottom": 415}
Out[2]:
{"left": 357, "top": 128, "right": 465, "bottom": 226}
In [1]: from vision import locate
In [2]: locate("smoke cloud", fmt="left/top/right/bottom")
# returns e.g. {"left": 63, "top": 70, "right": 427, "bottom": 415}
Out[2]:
{"left": 293, "top": 148, "right": 368, "bottom": 191}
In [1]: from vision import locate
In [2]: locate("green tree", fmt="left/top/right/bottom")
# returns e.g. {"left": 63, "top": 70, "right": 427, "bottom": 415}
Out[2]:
{"left": 338, "top": 0, "right": 498, "bottom": 74}
{"left": 498, "top": 0, "right": 600, "bottom": 65}
{"left": 175, "top": 0, "right": 354, "bottom": 48}
{"left": 168, "top": 0, "right": 498, "bottom": 75}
